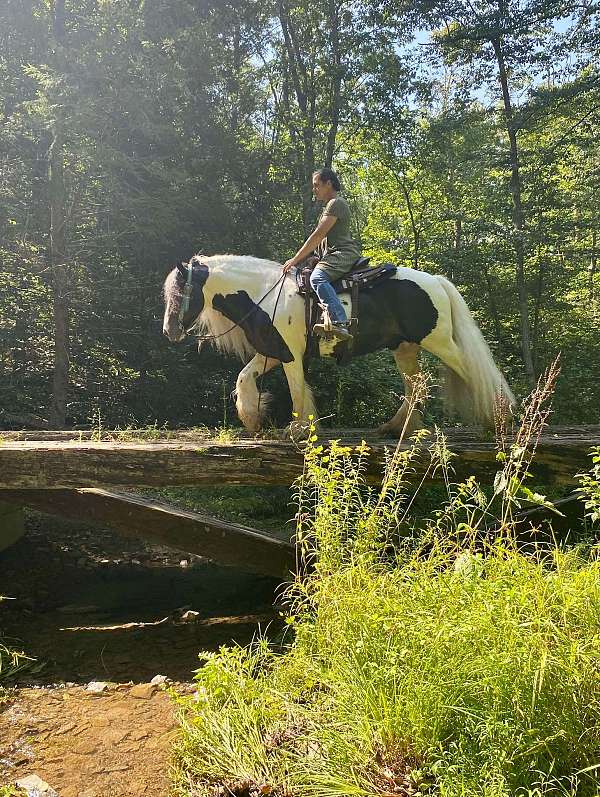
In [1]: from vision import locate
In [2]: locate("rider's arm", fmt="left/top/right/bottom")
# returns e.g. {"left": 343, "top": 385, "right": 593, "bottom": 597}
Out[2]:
{"left": 282, "top": 215, "right": 338, "bottom": 272}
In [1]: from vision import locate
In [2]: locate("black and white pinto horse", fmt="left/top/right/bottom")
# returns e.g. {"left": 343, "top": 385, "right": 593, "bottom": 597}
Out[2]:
{"left": 162, "top": 254, "right": 514, "bottom": 435}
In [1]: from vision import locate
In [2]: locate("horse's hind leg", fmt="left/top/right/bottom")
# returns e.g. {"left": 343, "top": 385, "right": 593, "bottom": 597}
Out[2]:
{"left": 377, "top": 342, "right": 425, "bottom": 438}
{"left": 235, "top": 354, "right": 279, "bottom": 432}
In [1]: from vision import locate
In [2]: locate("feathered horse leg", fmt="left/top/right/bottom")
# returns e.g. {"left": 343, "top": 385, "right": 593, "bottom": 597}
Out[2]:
{"left": 234, "top": 354, "right": 279, "bottom": 432}
{"left": 282, "top": 358, "right": 317, "bottom": 437}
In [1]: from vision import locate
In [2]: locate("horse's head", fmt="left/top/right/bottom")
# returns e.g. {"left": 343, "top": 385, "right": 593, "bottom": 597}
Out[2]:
{"left": 162, "top": 257, "right": 209, "bottom": 342}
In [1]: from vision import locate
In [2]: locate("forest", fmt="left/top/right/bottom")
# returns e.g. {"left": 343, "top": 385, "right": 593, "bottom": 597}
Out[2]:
{"left": 2, "top": 4, "right": 600, "bottom": 796}
{"left": 0, "top": 0, "right": 598, "bottom": 430}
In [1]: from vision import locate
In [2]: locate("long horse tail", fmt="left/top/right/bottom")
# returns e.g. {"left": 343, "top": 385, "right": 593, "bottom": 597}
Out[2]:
{"left": 434, "top": 275, "right": 515, "bottom": 426}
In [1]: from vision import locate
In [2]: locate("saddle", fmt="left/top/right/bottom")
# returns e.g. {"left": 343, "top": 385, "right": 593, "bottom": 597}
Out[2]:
{"left": 295, "top": 256, "right": 397, "bottom": 362}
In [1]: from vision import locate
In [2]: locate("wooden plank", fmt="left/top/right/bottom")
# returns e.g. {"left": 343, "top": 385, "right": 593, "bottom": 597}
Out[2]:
{"left": 0, "top": 427, "right": 598, "bottom": 488}
{"left": 0, "top": 489, "right": 295, "bottom": 579}
{"left": 0, "top": 429, "right": 213, "bottom": 442}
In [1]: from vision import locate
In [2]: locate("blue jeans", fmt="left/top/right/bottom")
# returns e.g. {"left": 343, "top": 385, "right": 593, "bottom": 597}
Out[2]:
{"left": 309, "top": 267, "right": 348, "bottom": 324}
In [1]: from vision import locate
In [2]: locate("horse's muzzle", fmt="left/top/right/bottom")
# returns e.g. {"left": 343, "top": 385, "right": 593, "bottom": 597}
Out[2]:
{"left": 163, "top": 321, "right": 186, "bottom": 343}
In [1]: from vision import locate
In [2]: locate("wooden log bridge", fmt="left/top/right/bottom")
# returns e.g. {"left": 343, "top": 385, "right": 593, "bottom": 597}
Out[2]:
{"left": 0, "top": 426, "right": 598, "bottom": 578}
{"left": 0, "top": 426, "right": 598, "bottom": 489}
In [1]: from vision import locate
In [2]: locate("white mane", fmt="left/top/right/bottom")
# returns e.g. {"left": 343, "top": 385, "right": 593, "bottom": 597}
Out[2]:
{"left": 193, "top": 254, "right": 284, "bottom": 362}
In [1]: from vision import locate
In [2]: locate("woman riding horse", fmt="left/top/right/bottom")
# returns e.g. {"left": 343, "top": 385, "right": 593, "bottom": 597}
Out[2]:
{"left": 163, "top": 250, "right": 515, "bottom": 435}
{"left": 282, "top": 167, "right": 361, "bottom": 342}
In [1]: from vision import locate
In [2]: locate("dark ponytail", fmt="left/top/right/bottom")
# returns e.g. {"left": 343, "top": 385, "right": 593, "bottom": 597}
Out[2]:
{"left": 313, "top": 167, "right": 342, "bottom": 191}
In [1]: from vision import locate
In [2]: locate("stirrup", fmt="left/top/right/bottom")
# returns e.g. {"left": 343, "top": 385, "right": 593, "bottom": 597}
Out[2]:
{"left": 314, "top": 321, "right": 353, "bottom": 341}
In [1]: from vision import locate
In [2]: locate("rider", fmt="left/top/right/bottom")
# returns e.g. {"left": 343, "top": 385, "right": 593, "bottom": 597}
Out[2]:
{"left": 282, "top": 167, "right": 362, "bottom": 341}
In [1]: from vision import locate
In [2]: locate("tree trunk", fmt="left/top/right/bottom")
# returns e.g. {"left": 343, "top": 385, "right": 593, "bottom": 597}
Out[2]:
{"left": 325, "top": 0, "right": 342, "bottom": 168}
{"left": 278, "top": 0, "right": 315, "bottom": 234}
{"left": 590, "top": 229, "right": 597, "bottom": 300}
{"left": 453, "top": 217, "right": 462, "bottom": 254}
{"left": 49, "top": 0, "right": 70, "bottom": 428}
{"left": 491, "top": 35, "right": 536, "bottom": 387}
{"left": 531, "top": 220, "right": 547, "bottom": 369}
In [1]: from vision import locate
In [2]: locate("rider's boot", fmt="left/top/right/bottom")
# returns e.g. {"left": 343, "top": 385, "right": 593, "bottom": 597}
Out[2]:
{"left": 313, "top": 321, "right": 353, "bottom": 341}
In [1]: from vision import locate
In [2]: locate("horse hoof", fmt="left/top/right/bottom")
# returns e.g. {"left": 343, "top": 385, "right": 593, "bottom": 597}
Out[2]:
{"left": 376, "top": 411, "right": 426, "bottom": 440}
{"left": 282, "top": 420, "right": 312, "bottom": 444}
{"left": 376, "top": 423, "right": 395, "bottom": 437}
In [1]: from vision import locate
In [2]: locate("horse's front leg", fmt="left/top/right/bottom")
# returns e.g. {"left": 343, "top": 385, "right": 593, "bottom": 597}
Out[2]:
{"left": 282, "top": 359, "right": 317, "bottom": 437}
{"left": 235, "top": 354, "right": 279, "bottom": 432}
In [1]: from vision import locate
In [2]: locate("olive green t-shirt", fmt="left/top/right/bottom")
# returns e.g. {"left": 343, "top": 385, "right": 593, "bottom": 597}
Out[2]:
{"left": 318, "top": 196, "right": 361, "bottom": 278}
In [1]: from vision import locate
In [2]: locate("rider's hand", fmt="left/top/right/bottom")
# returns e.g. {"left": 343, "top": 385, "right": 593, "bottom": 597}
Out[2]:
{"left": 282, "top": 259, "right": 296, "bottom": 273}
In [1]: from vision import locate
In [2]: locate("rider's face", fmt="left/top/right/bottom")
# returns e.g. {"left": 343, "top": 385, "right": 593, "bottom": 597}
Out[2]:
{"left": 312, "top": 176, "right": 329, "bottom": 202}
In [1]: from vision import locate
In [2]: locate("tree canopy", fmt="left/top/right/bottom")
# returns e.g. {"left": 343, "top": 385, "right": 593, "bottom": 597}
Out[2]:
{"left": 0, "top": 0, "right": 598, "bottom": 429}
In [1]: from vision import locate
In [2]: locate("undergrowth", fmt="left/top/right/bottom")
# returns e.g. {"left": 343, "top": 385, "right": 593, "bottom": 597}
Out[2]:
{"left": 174, "top": 362, "right": 600, "bottom": 797}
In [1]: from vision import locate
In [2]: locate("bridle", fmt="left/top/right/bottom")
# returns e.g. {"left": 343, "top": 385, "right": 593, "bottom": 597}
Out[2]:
{"left": 177, "top": 263, "right": 195, "bottom": 332}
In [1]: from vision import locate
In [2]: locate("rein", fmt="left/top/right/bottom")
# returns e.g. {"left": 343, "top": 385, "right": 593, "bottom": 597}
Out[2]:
{"left": 183, "top": 269, "right": 288, "bottom": 342}
{"left": 256, "top": 272, "right": 287, "bottom": 419}
{"left": 176, "top": 262, "right": 289, "bottom": 422}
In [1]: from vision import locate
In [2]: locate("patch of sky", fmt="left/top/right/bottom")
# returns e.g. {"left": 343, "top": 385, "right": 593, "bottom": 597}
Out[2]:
{"left": 398, "top": 14, "right": 592, "bottom": 111}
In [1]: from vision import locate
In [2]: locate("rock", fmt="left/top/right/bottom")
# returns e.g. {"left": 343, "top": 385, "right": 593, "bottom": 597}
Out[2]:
{"left": 86, "top": 681, "right": 108, "bottom": 694}
{"left": 150, "top": 674, "right": 168, "bottom": 685}
{"left": 15, "top": 774, "right": 58, "bottom": 796}
{"left": 129, "top": 683, "right": 157, "bottom": 699}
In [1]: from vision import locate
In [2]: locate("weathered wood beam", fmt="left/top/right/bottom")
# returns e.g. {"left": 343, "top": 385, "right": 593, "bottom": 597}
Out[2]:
{"left": 0, "top": 427, "right": 597, "bottom": 489}
{"left": 512, "top": 492, "right": 592, "bottom": 543}
{"left": 1, "top": 488, "right": 295, "bottom": 579}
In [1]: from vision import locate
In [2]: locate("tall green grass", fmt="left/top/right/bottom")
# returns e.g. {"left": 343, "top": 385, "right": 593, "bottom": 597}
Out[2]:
{"left": 174, "top": 372, "right": 600, "bottom": 797}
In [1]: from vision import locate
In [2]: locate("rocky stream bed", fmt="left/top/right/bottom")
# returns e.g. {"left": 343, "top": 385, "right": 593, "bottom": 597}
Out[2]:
{"left": 1, "top": 512, "right": 282, "bottom": 796}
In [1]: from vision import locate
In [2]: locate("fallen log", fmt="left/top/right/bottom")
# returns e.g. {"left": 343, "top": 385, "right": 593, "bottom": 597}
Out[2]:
{"left": 512, "top": 492, "right": 594, "bottom": 545}
{"left": 0, "top": 426, "right": 597, "bottom": 488}
{"left": 0, "top": 488, "right": 295, "bottom": 579}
